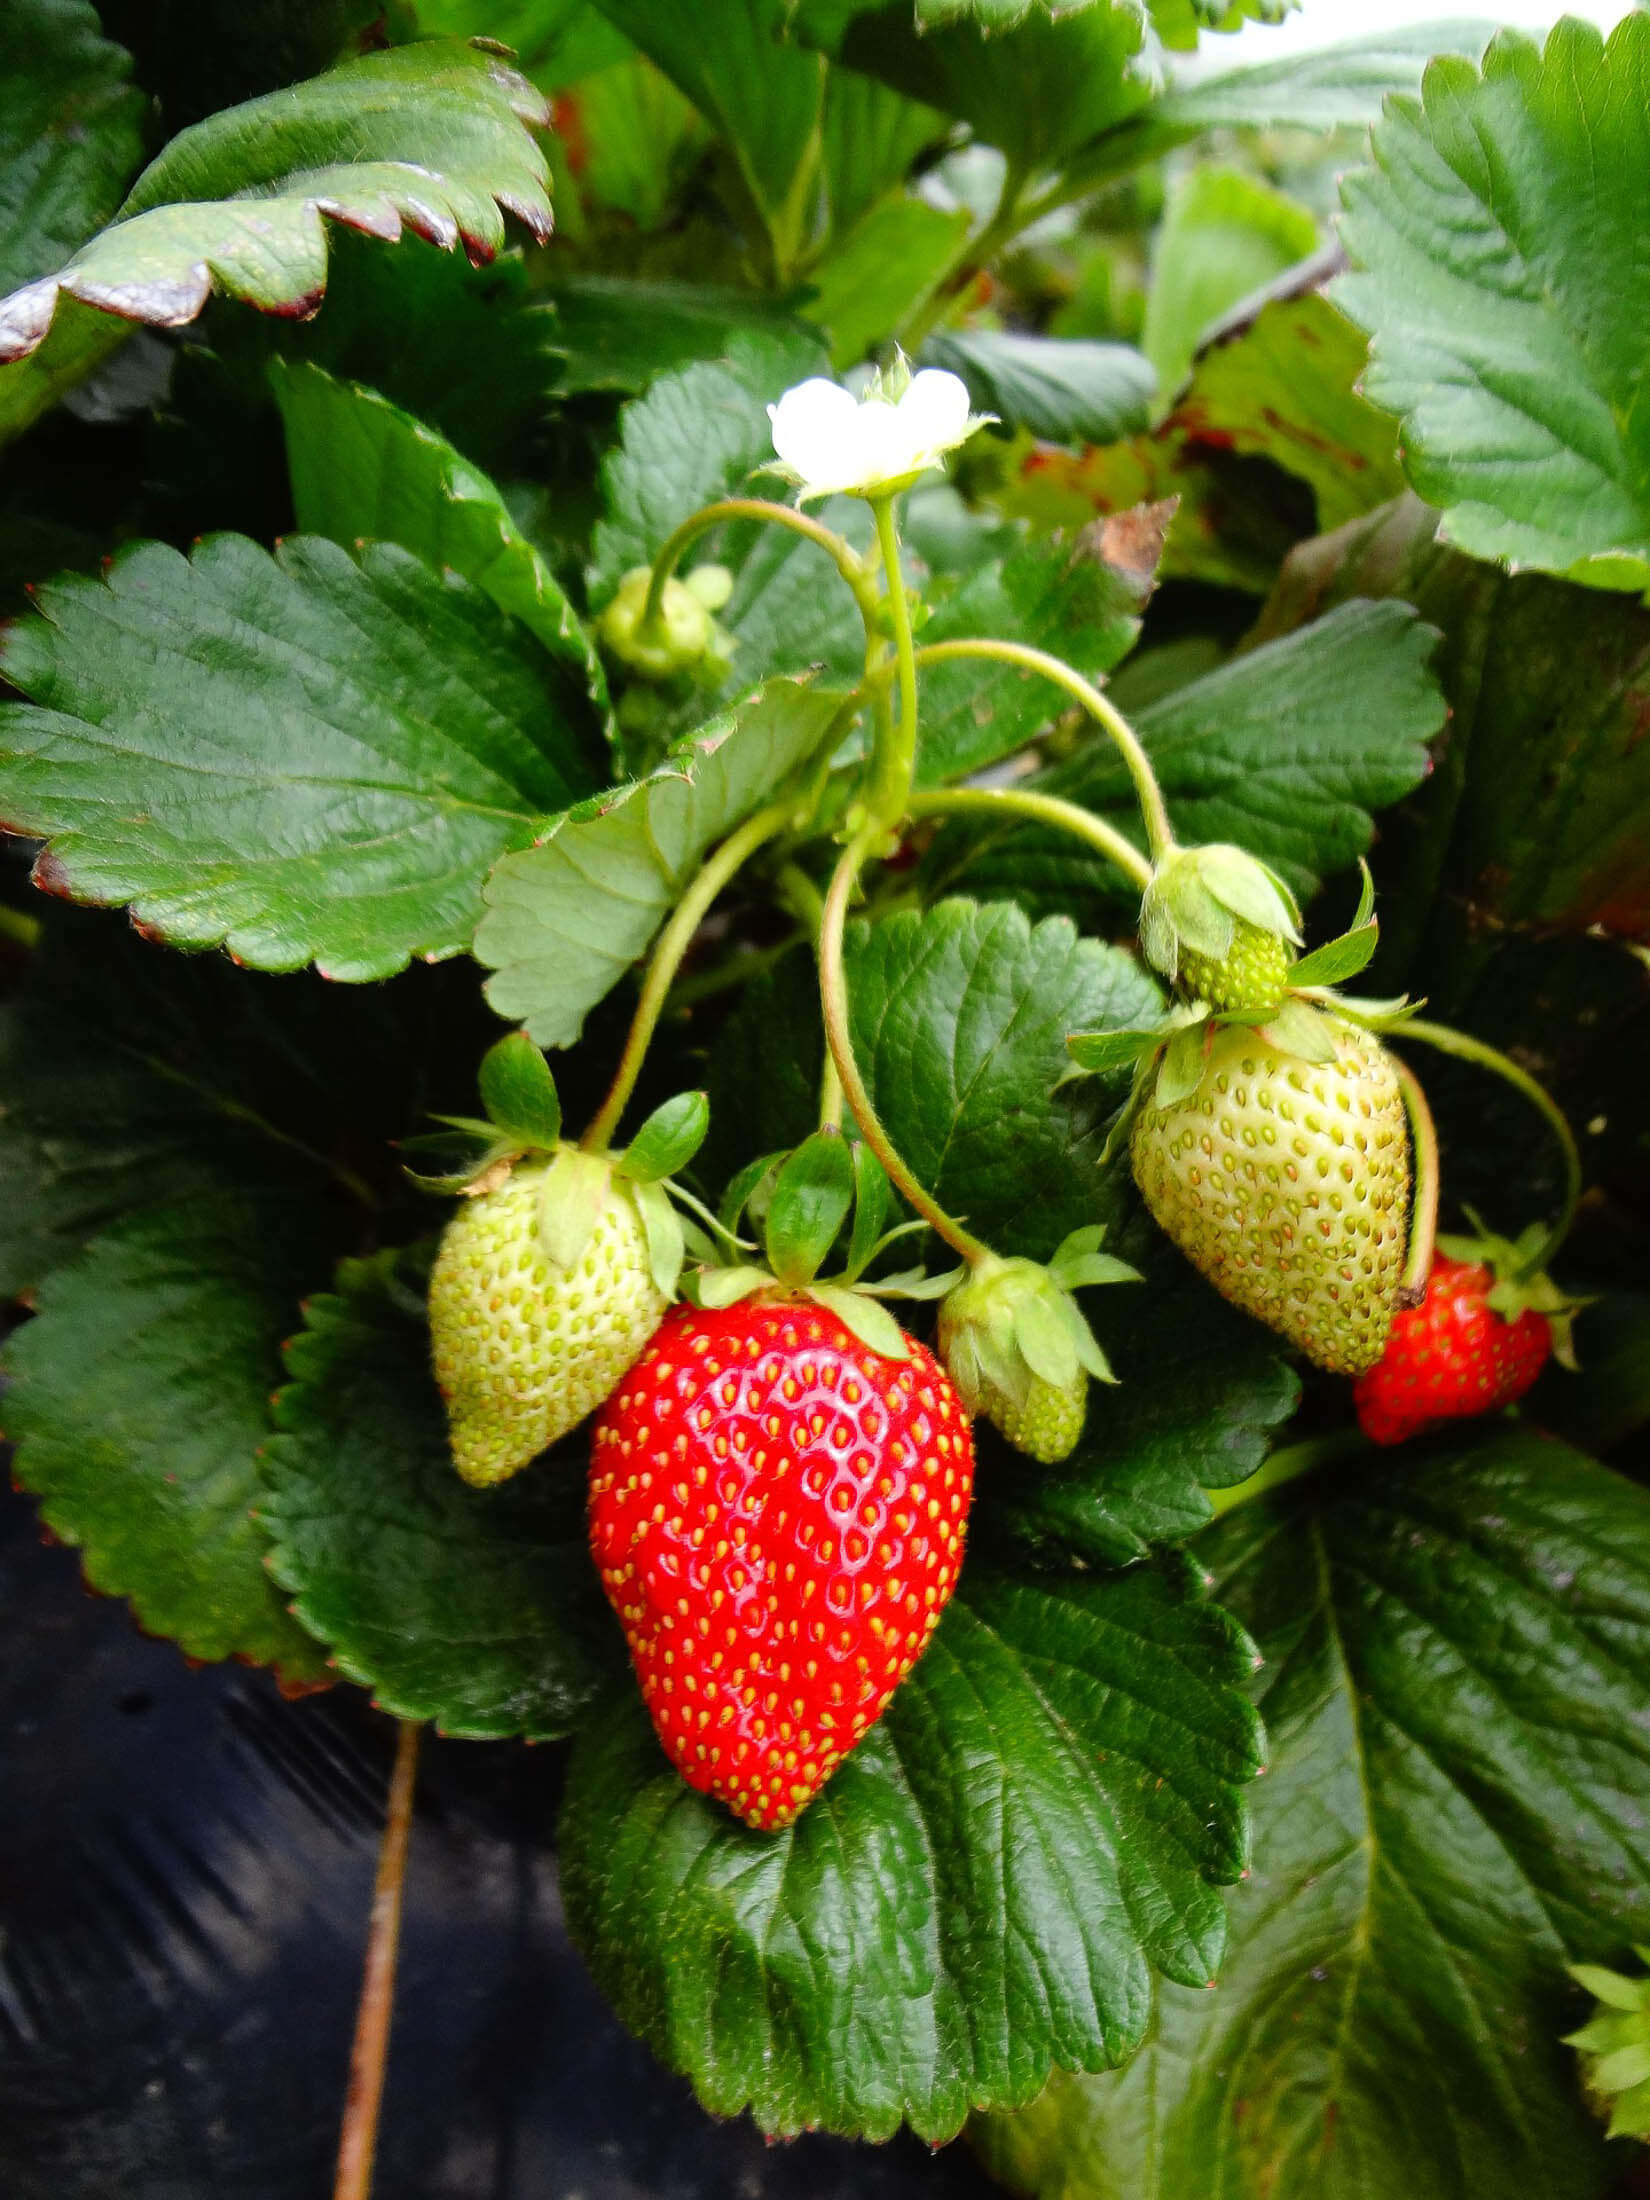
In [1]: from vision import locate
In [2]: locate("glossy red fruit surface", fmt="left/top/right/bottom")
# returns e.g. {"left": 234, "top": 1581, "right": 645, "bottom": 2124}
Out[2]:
{"left": 1353, "top": 1254, "right": 1552, "bottom": 1446}
{"left": 588, "top": 1296, "right": 974, "bottom": 1831}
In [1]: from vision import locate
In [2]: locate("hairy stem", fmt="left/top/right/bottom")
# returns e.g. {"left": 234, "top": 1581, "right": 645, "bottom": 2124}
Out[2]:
{"left": 865, "top": 495, "right": 920, "bottom": 831}
{"left": 818, "top": 824, "right": 988, "bottom": 1265}
{"left": 1391, "top": 1054, "right": 1440, "bottom": 1303}
{"left": 907, "top": 785, "right": 1153, "bottom": 893}
{"left": 896, "top": 161, "right": 1029, "bottom": 354}
{"left": 1397, "top": 1019, "right": 1584, "bottom": 1279}
{"left": 912, "top": 638, "right": 1175, "bottom": 861}
{"left": 581, "top": 801, "right": 795, "bottom": 1152}
{"left": 334, "top": 1719, "right": 420, "bottom": 2200}
{"left": 641, "top": 498, "right": 879, "bottom": 634}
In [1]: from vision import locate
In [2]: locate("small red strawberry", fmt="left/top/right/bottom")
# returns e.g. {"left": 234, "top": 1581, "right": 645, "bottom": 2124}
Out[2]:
{"left": 589, "top": 1295, "right": 974, "bottom": 1832}
{"left": 1353, "top": 1253, "right": 1554, "bottom": 1445}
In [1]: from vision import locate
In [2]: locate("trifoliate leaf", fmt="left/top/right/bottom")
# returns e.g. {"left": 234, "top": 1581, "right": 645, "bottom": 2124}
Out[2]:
{"left": 1, "top": 0, "right": 145, "bottom": 300}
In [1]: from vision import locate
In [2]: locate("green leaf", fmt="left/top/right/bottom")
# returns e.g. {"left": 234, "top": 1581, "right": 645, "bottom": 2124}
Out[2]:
{"left": 924, "top": 330, "right": 1155, "bottom": 446}
{"left": 844, "top": 899, "right": 1162, "bottom": 1257}
{"left": 0, "top": 40, "right": 555, "bottom": 448}
{"left": 914, "top": 522, "right": 1159, "bottom": 784}
{"left": 477, "top": 678, "right": 843, "bottom": 1045}
{"left": 1145, "top": 21, "right": 1493, "bottom": 136}
{"left": 820, "top": 66, "right": 947, "bottom": 239}
{"left": 261, "top": 1246, "right": 620, "bottom": 1736}
{"left": 545, "top": 274, "right": 816, "bottom": 396}
{"left": 817, "top": 2, "right": 1149, "bottom": 173}
{"left": 2, "top": 1190, "right": 333, "bottom": 1681}
{"left": 588, "top": 0, "right": 826, "bottom": 271}
{"left": 928, "top": 599, "right": 1443, "bottom": 919}
{"left": 571, "top": 51, "right": 708, "bottom": 229}
{"left": 1066, "top": 1027, "right": 1165, "bottom": 1073}
{"left": 0, "top": 534, "right": 607, "bottom": 981}
{"left": 617, "top": 1089, "right": 710, "bottom": 1181}
{"left": 587, "top": 327, "right": 829, "bottom": 604}
{"left": 270, "top": 358, "right": 609, "bottom": 723}
{"left": 409, "top": 0, "right": 632, "bottom": 84}
{"left": 1174, "top": 291, "right": 1407, "bottom": 534}
{"left": 764, "top": 1128, "right": 854, "bottom": 1286}
{"left": 477, "top": 1032, "right": 562, "bottom": 1147}
{"left": 805, "top": 196, "right": 970, "bottom": 372}
{"left": 560, "top": 1550, "right": 1262, "bottom": 2140}
{"left": 1143, "top": 165, "right": 1318, "bottom": 403}
{"left": 1337, "top": 17, "right": 1650, "bottom": 590}
{"left": 1256, "top": 494, "right": 1650, "bottom": 958}
{"left": 974, "top": 1426, "right": 1650, "bottom": 2200}
{"left": 0, "top": 0, "right": 145, "bottom": 298}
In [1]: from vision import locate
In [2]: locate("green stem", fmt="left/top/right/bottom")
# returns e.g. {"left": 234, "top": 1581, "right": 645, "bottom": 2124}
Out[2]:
{"left": 641, "top": 498, "right": 879, "bottom": 634}
{"left": 664, "top": 928, "right": 807, "bottom": 1011}
{"left": 911, "top": 638, "right": 1175, "bottom": 861}
{"left": 907, "top": 785, "right": 1152, "bottom": 893}
{"left": 866, "top": 494, "right": 920, "bottom": 831}
{"left": 1397, "top": 1019, "right": 1583, "bottom": 1279}
{"left": 1206, "top": 1429, "right": 1369, "bottom": 1520}
{"left": 581, "top": 801, "right": 793, "bottom": 1153}
{"left": 1391, "top": 1054, "right": 1440, "bottom": 1303}
{"left": 896, "top": 161, "right": 1029, "bottom": 354}
{"left": 818, "top": 823, "right": 989, "bottom": 1266}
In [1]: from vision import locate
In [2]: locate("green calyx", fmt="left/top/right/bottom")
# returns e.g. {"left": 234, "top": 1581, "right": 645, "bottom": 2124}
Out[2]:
{"left": 1438, "top": 1214, "right": 1587, "bottom": 1371}
{"left": 1566, "top": 1953, "right": 1650, "bottom": 2141}
{"left": 1073, "top": 858, "right": 1416, "bottom": 1140}
{"left": 937, "top": 1231, "right": 1139, "bottom": 1465}
{"left": 684, "top": 1131, "right": 961, "bottom": 1361}
{"left": 1139, "top": 842, "right": 1302, "bottom": 996}
{"left": 411, "top": 1033, "right": 712, "bottom": 1302}
{"left": 598, "top": 563, "right": 735, "bottom": 682}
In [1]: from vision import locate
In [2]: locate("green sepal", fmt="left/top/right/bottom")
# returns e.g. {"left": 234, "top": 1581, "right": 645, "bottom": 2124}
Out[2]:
{"left": 1288, "top": 924, "right": 1379, "bottom": 990}
{"left": 477, "top": 1033, "right": 561, "bottom": 1150}
{"left": 866, "top": 1264, "right": 966, "bottom": 1301}
{"left": 1048, "top": 1223, "right": 1141, "bottom": 1295}
{"left": 805, "top": 1283, "right": 911, "bottom": 1362}
{"left": 1320, "top": 990, "right": 1422, "bottom": 1030}
{"left": 537, "top": 1147, "right": 613, "bottom": 1272}
{"left": 1155, "top": 1019, "right": 1211, "bottom": 1109}
{"left": 616, "top": 1090, "right": 709, "bottom": 1183}
{"left": 844, "top": 1141, "right": 892, "bottom": 1284}
{"left": 1438, "top": 1214, "right": 1588, "bottom": 1371}
{"left": 632, "top": 1177, "right": 687, "bottom": 1300}
{"left": 1570, "top": 1963, "right": 1650, "bottom": 2013}
{"left": 1013, "top": 1292, "right": 1079, "bottom": 1390}
{"left": 1065, "top": 1026, "right": 1172, "bottom": 1073}
{"left": 401, "top": 1127, "right": 522, "bottom": 1194}
{"left": 720, "top": 1150, "right": 785, "bottom": 1237}
{"left": 764, "top": 1128, "right": 855, "bottom": 1289}
{"left": 1259, "top": 997, "right": 1341, "bottom": 1065}
{"left": 684, "top": 1263, "right": 771, "bottom": 1310}
{"left": 1060, "top": 1295, "right": 1117, "bottom": 1385}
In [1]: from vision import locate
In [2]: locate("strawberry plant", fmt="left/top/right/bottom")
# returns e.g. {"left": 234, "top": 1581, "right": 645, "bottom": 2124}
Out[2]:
{"left": 2, "top": 5, "right": 1648, "bottom": 2197}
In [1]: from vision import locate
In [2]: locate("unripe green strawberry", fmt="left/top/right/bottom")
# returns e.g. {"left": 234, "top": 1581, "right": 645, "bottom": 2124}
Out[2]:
{"left": 936, "top": 1247, "right": 1129, "bottom": 1467}
{"left": 1130, "top": 1020, "right": 1410, "bottom": 1375}
{"left": 994, "top": 1372, "right": 1087, "bottom": 1464}
{"left": 430, "top": 1160, "right": 668, "bottom": 1488}
{"left": 1177, "top": 918, "right": 1292, "bottom": 1016}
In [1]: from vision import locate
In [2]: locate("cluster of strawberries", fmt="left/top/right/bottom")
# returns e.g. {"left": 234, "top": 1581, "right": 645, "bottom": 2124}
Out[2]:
{"left": 427, "top": 876, "right": 1574, "bottom": 1837}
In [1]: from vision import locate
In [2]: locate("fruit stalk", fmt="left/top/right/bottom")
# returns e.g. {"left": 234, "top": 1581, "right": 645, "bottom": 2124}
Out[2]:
{"left": 638, "top": 497, "right": 880, "bottom": 641}
{"left": 864, "top": 492, "right": 921, "bottom": 832}
{"left": 1391, "top": 1053, "right": 1441, "bottom": 1303}
{"left": 911, "top": 636, "right": 1176, "bottom": 861}
{"left": 1398, "top": 1018, "right": 1583, "bottom": 1278}
{"left": 334, "top": 1718, "right": 420, "bottom": 2200}
{"left": 581, "top": 800, "right": 795, "bottom": 1152}
{"left": 819, "top": 820, "right": 989, "bottom": 1265}
{"left": 906, "top": 784, "right": 1153, "bottom": 892}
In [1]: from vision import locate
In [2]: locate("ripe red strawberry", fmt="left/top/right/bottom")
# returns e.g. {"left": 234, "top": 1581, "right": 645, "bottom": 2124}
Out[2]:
{"left": 1353, "top": 1254, "right": 1552, "bottom": 1445}
{"left": 588, "top": 1295, "right": 974, "bottom": 1832}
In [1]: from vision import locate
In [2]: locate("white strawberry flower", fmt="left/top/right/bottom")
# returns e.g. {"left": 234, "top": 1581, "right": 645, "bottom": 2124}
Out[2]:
{"left": 767, "top": 359, "right": 988, "bottom": 501}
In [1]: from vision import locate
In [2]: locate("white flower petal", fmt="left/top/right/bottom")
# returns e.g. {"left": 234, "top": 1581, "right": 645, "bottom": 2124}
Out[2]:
{"left": 768, "top": 379, "right": 861, "bottom": 493}
{"left": 897, "top": 369, "right": 973, "bottom": 462}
